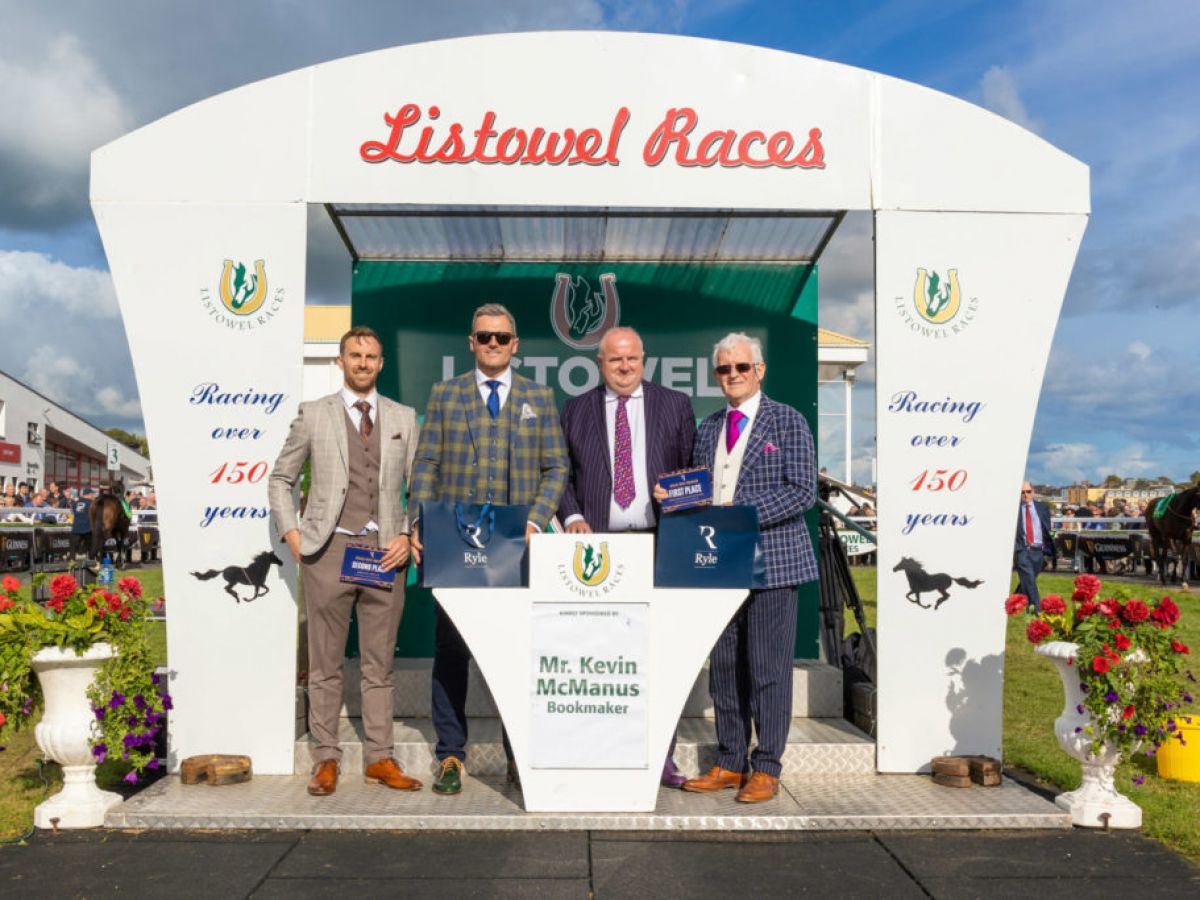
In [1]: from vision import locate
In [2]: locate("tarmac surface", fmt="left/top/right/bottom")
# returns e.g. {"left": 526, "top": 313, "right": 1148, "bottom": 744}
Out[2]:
{"left": 2, "top": 826, "right": 1197, "bottom": 898}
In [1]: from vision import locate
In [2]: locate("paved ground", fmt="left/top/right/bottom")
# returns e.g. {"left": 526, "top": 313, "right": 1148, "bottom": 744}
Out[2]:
{"left": 1, "top": 828, "right": 1196, "bottom": 898}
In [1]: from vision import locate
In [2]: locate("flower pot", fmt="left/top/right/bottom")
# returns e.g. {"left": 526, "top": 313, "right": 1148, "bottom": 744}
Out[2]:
{"left": 1034, "top": 641, "right": 1142, "bottom": 828}
{"left": 1156, "top": 723, "right": 1200, "bottom": 782}
{"left": 31, "top": 643, "right": 123, "bottom": 829}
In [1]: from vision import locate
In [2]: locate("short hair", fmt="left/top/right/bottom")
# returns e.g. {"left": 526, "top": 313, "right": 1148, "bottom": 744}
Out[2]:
{"left": 471, "top": 303, "right": 517, "bottom": 335}
{"left": 597, "top": 326, "right": 644, "bottom": 358}
{"left": 711, "top": 332, "right": 764, "bottom": 368}
{"left": 339, "top": 326, "right": 383, "bottom": 355}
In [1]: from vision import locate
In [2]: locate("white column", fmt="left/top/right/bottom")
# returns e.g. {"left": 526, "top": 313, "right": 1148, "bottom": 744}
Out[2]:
{"left": 844, "top": 371, "right": 855, "bottom": 484}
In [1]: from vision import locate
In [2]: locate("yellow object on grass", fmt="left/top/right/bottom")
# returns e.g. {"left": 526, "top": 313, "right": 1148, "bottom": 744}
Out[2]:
{"left": 1157, "top": 723, "right": 1200, "bottom": 783}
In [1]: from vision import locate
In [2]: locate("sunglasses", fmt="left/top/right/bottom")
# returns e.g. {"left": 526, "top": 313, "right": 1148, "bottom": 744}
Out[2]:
{"left": 474, "top": 331, "right": 514, "bottom": 346}
{"left": 1021, "top": 489, "right": 1033, "bottom": 494}
{"left": 714, "top": 362, "right": 758, "bottom": 377}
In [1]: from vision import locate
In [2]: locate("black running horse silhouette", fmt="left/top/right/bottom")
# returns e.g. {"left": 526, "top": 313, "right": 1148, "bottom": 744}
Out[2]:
{"left": 191, "top": 550, "right": 284, "bottom": 603}
{"left": 892, "top": 556, "right": 983, "bottom": 610}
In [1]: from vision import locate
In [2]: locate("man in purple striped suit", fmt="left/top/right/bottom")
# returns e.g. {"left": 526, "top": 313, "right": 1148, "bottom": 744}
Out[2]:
{"left": 557, "top": 326, "right": 696, "bottom": 786}
{"left": 674, "top": 332, "right": 817, "bottom": 804}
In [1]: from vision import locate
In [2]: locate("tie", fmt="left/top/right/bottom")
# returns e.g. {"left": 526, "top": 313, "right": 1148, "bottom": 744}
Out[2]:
{"left": 613, "top": 395, "right": 634, "bottom": 510}
{"left": 354, "top": 401, "right": 373, "bottom": 440}
{"left": 486, "top": 380, "right": 501, "bottom": 419}
{"left": 726, "top": 409, "right": 746, "bottom": 453}
{"left": 1025, "top": 502, "right": 1035, "bottom": 546}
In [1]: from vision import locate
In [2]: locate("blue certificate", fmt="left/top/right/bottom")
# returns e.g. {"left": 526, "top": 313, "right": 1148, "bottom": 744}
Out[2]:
{"left": 657, "top": 467, "right": 713, "bottom": 513}
{"left": 339, "top": 542, "right": 396, "bottom": 590}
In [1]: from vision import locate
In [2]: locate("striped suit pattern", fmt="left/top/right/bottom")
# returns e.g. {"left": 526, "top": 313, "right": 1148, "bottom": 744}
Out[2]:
{"left": 693, "top": 393, "right": 817, "bottom": 778}
{"left": 557, "top": 381, "right": 696, "bottom": 531}
{"left": 410, "top": 369, "right": 568, "bottom": 763}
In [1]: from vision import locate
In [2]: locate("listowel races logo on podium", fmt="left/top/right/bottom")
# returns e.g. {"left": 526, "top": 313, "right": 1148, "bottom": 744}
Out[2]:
{"left": 550, "top": 273, "right": 620, "bottom": 350}
{"left": 199, "top": 258, "right": 285, "bottom": 331}
{"left": 893, "top": 266, "right": 978, "bottom": 339}
{"left": 558, "top": 540, "right": 625, "bottom": 597}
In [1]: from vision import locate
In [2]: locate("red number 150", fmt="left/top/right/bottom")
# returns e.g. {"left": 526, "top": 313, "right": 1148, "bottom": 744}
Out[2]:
{"left": 910, "top": 468, "right": 967, "bottom": 492}
{"left": 210, "top": 461, "right": 268, "bottom": 484}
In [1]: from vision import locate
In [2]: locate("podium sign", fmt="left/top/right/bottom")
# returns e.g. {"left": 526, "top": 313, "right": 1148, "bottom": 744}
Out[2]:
{"left": 530, "top": 602, "right": 647, "bottom": 769}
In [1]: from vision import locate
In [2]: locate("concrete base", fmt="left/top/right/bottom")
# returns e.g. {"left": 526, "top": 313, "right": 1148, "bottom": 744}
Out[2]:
{"left": 1056, "top": 783, "right": 1143, "bottom": 829}
{"left": 34, "top": 766, "right": 123, "bottom": 830}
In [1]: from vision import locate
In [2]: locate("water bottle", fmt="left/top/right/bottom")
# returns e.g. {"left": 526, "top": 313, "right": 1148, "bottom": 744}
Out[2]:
{"left": 99, "top": 555, "right": 115, "bottom": 591}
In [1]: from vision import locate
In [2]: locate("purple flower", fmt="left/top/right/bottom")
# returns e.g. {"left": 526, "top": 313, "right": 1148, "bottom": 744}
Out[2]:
{"left": 1076, "top": 704, "right": 1085, "bottom": 714}
{"left": 1074, "top": 726, "right": 1082, "bottom": 733}
{"left": 92, "top": 706, "right": 105, "bottom": 721}
{"left": 133, "top": 695, "right": 147, "bottom": 711}
{"left": 92, "top": 743, "right": 107, "bottom": 762}
{"left": 161, "top": 694, "right": 173, "bottom": 711}
{"left": 147, "top": 758, "right": 159, "bottom": 770}
{"left": 1146, "top": 748, "right": 1156, "bottom": 757}
{"left": 21, "top": 699, "right": 32, "bottom": 716}
{"left": 151, "top": 673, "right": 160, "bottom": 686}
{"left": 1132, "top": 775, "right": 1145, "bottom": 786}
{"left": 1134, "top": 725, "right": 1148, "bottom": 736}
{"left": 123, "top": 733, "right": 137, "bottom": 748}
{"left": 108, "top": 692, "right": 125, "bottom": 709}
{"left": 1184, "top": 694, "right": 1194, "bottom": 703}
{"left": 1118, "top": 725, "right": 1126, "bottom": 732}
{"left": 1167, "top": 720, "right": 1177, "bottom": 732}
{"left": 1079, "top": 683, "right": 1088, "bottom": 692}
{"left": 1104, "top": 691, "right": 1119, "bottom": 703}
{"left": 123, "top": 771, "right": 138, "bottom": 785}
{"left": 126, "top": 715, "right": 139, "bottom": 727}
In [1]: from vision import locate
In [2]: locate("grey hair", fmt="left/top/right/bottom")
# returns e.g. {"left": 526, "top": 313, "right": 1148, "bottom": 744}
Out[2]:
{"left": 471, "top": 303, "right": 517, "bottom": 335}
{"left": 711, "top": 332, "right": 764, "bottom": 368}
{"left": 597, "top": 326, "right": 644, "bottom": 358}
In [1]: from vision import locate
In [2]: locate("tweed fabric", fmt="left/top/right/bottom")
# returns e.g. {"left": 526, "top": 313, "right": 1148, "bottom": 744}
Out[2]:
{"left": 693, "top": 395, "right": 817, "bottom": 588}
{"left": 410, "top": 371, "right": 567, "bottom": 528}
{"left": 337, "top": 408, "right": 381, "bottom": 534}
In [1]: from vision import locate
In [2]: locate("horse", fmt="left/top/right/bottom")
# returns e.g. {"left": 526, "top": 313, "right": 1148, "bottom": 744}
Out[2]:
{"left": 89, "top": 478, "right": 132, "bottom": 568}
{"left": 1145, "top": 485, "right": 1200, "bottom": 588}
{"left": 892, "top": 556, "right": 983, "bottom": 610}
{"left": 191, "top": 550, "right": 284, "bottom": 603}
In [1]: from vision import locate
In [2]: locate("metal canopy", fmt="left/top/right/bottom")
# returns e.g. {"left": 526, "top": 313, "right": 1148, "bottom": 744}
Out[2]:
{"left": 327, "top": 205, "right": 844, "bottom": 264}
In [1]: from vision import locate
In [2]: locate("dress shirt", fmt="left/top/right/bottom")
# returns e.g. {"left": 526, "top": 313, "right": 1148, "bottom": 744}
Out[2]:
{"left": 606, "top": 386, "right": 654, "bottom": 531}
{"left": 475, "top": 367, "right": 512, "bottom": 411}
{"left": 724, "top": 390, "right": 763, "bottom": 448}
{"left": 335, "top": 386, "right": 380, "bottom": 536}
{"left": 1023, "top": 501, "right": 1044, "bottom": 546}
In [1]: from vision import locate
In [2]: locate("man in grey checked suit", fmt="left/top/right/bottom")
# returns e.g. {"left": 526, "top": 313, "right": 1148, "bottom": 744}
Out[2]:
{"left": 410, "top": 303, "right": 568, "bottom": 795}
{"left": 269, "top": 326, "right": 422, "bottom": 797}
{"left": 673, "top": 332, "right": 817, "bottom": 803}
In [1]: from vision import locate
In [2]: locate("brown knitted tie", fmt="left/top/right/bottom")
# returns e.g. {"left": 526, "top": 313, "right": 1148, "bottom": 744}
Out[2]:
{"left": 354, "top": 400, "right": 373, "bottom": 440}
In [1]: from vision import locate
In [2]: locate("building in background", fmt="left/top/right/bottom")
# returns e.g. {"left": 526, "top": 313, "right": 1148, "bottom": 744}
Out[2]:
{"left": 0, "top": 370, "right": 151, "bottom": 494}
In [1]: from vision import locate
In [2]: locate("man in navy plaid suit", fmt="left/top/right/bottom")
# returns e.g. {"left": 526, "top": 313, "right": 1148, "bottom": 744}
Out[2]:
{"left": 410, "top": 303, "right": 568, "bottom": 795}
{"left": 672, "top": 331, "right": 817, "bottom": 803}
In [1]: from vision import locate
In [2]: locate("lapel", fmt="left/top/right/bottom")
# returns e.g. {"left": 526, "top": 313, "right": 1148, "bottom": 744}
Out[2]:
{"left": 505, "top": 374, "right": 524, "bottom": 472}
{"left": 737, "top": 397, "right": 772, "bottom": 481}
{"left": 696, "top": 413, "right": 720, "bottom": 468}
{"left": 592, "top": 386, "right": 612, "bottom": 477}
{"left": 458, "top": 374, "right": 482, "bottom": 462}
{"left": 642, "top": 382, "right": 660, "bottom": 472}
{"left": 326, "top": 394, "right": 349, "bottom": 472}
{"left": 375, "top": 398, "right": 393, "bottom": 458}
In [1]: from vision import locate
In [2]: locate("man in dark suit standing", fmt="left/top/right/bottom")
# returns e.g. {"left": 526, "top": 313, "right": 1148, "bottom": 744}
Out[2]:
{"left": 558, "top": 326, "right": 696, "bottom": 786}
{"left": 669, "top": 332, "right": 817, "bottom": 804}
{"left": 1015, "top": 481, "right": 1054, "bottom": 611}
{"left": 410, "top": 303, "right": 568, "bottom": 796}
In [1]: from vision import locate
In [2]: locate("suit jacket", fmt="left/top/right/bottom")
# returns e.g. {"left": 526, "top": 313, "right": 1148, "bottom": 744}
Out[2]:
{"left": 1015, "top": 500, "right": 1054, "bottom": 554}
{"left": 693, "top": 394, "right": 817, "bottom": 588}
{"left": 409, "top": 371, "right": 568, "bottom": 530}
{"left": 268, "top": 393, "right": 419, "bottom": 557}
{"left": 557, "top": 381, "right": 696, "bottom": 532}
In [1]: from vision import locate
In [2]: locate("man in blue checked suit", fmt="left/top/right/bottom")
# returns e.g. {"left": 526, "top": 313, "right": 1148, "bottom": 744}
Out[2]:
{"left": 673, "top": 331, "right": 817, "bottom": 804}
{"left": 410, "top": 303, "right": 568, "bottom": 796}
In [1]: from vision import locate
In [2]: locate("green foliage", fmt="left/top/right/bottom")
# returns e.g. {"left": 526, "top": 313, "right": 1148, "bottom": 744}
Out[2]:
{"left": 1103, "top": 474, "right": 1123, "bottom": 487}
{"left": 102, "top": 427, "right": 150, "bottom": 458}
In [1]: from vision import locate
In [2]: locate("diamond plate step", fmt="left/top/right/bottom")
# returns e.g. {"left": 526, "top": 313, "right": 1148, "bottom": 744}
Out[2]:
{"left": 333, "top": 658, "right": 843, "bottom": 720}
{"left": 293, "top": 716, "right": 874, "bottom": 776}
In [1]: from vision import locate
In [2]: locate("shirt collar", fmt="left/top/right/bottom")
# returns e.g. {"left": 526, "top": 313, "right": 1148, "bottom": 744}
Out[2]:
{"left": 341, "top": 387, "right": 378, "bottom": 410}
{"left": 475, "top": 367, "right": 512, "bottom": 389}
{"left": 605, "top": 384, "right": 644, "bottom": 402}
{"left": 726, "top": 390, "right": 762, "bottom": 422}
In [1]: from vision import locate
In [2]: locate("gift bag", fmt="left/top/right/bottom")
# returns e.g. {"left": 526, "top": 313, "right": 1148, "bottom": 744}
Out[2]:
{"left": 655, "top": 505, "right": 762, "bottom": 588}
{"left": 418, "top": 501, "right": 530, "bottom": 587}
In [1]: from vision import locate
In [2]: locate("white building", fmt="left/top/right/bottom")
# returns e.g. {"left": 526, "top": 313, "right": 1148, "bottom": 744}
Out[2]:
{"left": 0, "top": 370, "right": 151, "bottom": 495}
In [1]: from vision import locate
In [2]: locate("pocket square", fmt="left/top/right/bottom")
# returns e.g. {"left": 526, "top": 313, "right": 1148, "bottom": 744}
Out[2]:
{"left": 764, "top": 442, "right": 779, "bottom": 453}
{"left": 391, "top": 432, "right": 405, "bottom": 440}
{"left": 520, "top": 403, "right": 537, "bottom": 421}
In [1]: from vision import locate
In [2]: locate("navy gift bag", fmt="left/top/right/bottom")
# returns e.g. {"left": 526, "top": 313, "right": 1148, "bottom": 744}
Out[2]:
{"left": 655, "top": 505, "right": 764, "bottom": 588}
{"left": 418, "top": 501, "right": 530, "bottom": 587}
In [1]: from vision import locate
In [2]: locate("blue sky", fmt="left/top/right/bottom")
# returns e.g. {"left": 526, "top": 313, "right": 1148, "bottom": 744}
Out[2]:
{"left": 1, "top": 0, "right": 1196, "bottom": 485}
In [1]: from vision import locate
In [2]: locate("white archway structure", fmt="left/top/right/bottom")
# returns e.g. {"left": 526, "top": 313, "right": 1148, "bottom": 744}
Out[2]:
{"left": 93, "top": 32, "right": 1087, "bottom": 775}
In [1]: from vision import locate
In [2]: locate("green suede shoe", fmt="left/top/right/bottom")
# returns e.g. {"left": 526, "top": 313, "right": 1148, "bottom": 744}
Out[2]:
{"left": 432, "top": 757, "right": 464, "bottom": 795}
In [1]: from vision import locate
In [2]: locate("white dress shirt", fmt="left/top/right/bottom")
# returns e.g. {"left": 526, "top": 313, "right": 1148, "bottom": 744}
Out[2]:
{"left": 606, "top": 386, "right": 654, "bottom": 531}
{"left": 475, "top": 367, "right": 512, "bottom": 411}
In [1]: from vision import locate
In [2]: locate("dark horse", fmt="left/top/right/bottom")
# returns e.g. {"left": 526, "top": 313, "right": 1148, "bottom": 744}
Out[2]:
{"left": 192, "top": 550, "right": 284, "bottom": 603}
{"left": 1145, "top": 486, "right": 1200, "bottom": 587}
{"left": 892, "top": 556, "right": 983, "bottom": 610}
{"left": 89, "top": 478, "right": 132, "bottom": 567}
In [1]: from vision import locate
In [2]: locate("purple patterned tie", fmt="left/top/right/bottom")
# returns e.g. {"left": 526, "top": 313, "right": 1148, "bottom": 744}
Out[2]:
{"left": 613, "top": 395, "right": 635, "bottom": 510}
{"left": 726, "top": 409, "right": 746, "bottom": 453}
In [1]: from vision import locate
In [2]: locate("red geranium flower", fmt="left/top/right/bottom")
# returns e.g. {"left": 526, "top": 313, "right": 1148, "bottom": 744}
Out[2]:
{"left": 117, "top": 577, "right": 143, "bottom": 599}
{"left": 1123, "top": 705, "right": 1136, "bottom": 720}
{"left": 1026, "top": 620, "right": 1052, "bottom": 644}
{"left": 1172, "top": 640, "right": 1190, "bottom": 655}
{"left": 118, "top": 607, "right": 132, "bottom": 621}
{"left": 1092, "top": 656, "right": 1111, "bottom": 673}
{"left": 1074, "top": 574, "right": 1101, "bottom": 601}
{"left": 0, "top": 597, "right": 13, "bottom": 612}
{"left": 1153, "top": 597, "right": 1181, "bottom": 626}
{"left": 49, "top": 574, "right": 77, "bottom": 600}
{"left": 1098, "top": 599, "right": 1120, "bottom": 617}
{"left": 1076, "top": 600, "right": 1098, "bottom": 619}
{"left": 1041, "top": 595, "right": 1066, "bottom": 615}
{"left": 0, "top": 711, "right": 6, "bottom": 727}
{"left": 106, "top": 592, "right": 121, "bottom": 612}
{"left": 1114, "top": 633, "right": 1131, "bottom": 651}
{"left": 1005, "top": 594, "right": 1028, "bottom": 616}
{"left": 1121, "top": 599, "right": 1150, "bottom": 624}
{"left": 1, "top": 574, "right": 19, "bottom": 593}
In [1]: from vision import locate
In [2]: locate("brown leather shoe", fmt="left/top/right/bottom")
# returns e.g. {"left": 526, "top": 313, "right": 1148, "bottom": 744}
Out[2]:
{"left": 736, "top": 771, "right": 780, "bottom": 803}
{"left": 307, "top": 759, "right": 338, "bottom": 796}
{"left": 681, "top": 766, "right": 744, "bottom": 793}
{"left": 363, "top": 757, "right": 423, "bottom": 791}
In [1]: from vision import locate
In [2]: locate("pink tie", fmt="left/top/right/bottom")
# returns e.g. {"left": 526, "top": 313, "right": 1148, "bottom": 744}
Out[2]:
{"left": 726, "top": 409, "right": 746, "bottom": 453}
{"left": 613, "top": 396, "right": 635, "bottom": 510}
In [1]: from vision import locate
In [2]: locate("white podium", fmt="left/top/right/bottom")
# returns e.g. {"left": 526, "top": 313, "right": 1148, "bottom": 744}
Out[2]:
{"left": 434, "top": 533, "right": 746, "bottom": 812}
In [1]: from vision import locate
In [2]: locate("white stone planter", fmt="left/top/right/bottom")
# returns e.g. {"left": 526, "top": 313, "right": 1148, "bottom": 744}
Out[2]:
{"left": 31, "top": 643, "right": 123, "bottom": 829}
{"left": 1035, "top": 640, "right": 1141, "bottom": 828}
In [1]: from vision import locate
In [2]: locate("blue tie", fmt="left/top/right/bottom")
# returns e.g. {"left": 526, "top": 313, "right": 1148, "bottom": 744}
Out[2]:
{"left": 486, "top": 380, "right": 501, "bottom": 419}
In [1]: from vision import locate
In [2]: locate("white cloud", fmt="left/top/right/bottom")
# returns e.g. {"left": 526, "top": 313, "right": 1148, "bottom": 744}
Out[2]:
{"left": 1027, "top": 440, "right": 1157, "bottom": 485}
{"left": 979, "top": 65, "right": 1040, "bottom": 133}
{"left": 0, "top": 250, "right": 119, "bottom": 320}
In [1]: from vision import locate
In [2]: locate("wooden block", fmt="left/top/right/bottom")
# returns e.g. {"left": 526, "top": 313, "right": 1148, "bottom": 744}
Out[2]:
{"left": 968, "top": 756, "right": 1002, "bottom": 786}
{"left": 181, "top": 754, "right": 252, "bottom": 786}
{"left": 933, "top": 772, "right": 973, "bottom": 788}
{"left": 930, "top": 756, "right": 970, "bottom": 777}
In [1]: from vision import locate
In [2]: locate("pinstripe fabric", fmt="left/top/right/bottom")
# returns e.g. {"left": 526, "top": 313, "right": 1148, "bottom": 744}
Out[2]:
{"left": 693, "top": 395, "right": 817, "bottom": 588}
{"left": 709, "top": 586, "right": 798, "bottom": 777}
{"left": 557, "top": 381, "right": 696, "bottom": 531}
{"left": 410, "top": 371, "right": 568, "bottom": 528}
